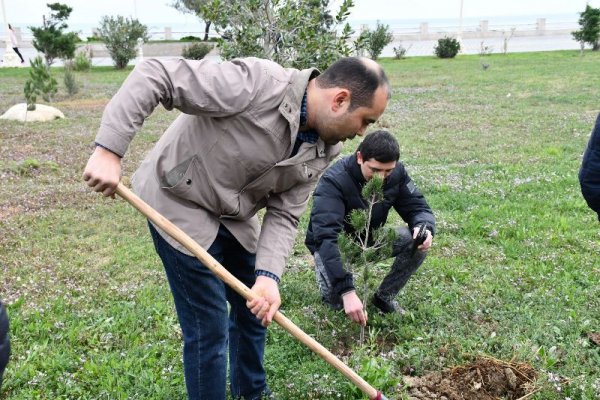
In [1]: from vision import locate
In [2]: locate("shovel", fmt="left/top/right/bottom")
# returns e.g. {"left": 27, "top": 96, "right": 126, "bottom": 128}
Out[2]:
{"left": 115, "top": 182, "right": 389, "bottom": 400}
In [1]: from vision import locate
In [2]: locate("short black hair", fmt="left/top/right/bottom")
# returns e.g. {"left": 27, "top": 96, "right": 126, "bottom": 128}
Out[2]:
{"left": 316, "top": 57, "right": 390, "bottom": 111}
{"left": 357, "top": 130, "right": 400, "bottom": 163}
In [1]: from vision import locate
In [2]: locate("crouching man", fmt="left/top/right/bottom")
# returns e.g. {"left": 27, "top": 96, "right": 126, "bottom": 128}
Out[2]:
{"left": 305, "top": 130, "right": 435, "bottom": 326}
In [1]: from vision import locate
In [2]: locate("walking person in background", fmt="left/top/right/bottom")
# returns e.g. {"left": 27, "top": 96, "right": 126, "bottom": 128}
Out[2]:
{"left": 579, "top": 113, "right": 600, "bottom": 221}
{"left": 8, "top": 24, "right": 25, "bottom": 64}
{"left": 0, "top": 300, "right": 10, "bottom": 389}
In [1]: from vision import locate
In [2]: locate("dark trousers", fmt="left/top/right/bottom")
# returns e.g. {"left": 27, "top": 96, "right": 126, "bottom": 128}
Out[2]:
{"left": 12, "top": 47, "right": 24, "bottom": 63}
{"left": 149, "top": 223, "right": 268, "bottom": 400}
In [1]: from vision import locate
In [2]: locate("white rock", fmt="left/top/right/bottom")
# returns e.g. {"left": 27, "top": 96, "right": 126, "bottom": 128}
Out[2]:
{"left": 0, "top": 103, "right": 65, "bottom": 122}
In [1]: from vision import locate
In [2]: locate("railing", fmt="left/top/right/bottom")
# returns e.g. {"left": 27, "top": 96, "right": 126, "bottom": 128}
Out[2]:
{"left": 6, "top": 17, "right": 580, "bottom": 44}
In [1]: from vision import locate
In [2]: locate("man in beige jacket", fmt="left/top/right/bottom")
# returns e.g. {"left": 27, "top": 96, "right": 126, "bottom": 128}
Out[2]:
{"left": 83, "top": 56, "right": 389, "bottom": 400}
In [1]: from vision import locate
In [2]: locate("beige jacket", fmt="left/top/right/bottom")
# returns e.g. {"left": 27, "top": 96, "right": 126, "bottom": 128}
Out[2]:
{"left": 95, "top": 57, "right": 342, "bottom": 278}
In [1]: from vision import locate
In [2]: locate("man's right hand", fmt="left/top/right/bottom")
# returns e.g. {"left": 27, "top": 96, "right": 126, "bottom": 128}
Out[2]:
{"left": 83, "top": 146, "right": 122, "bottom": 197}
{"left": 342, "top": 291, "right": 368, "bottom": 326}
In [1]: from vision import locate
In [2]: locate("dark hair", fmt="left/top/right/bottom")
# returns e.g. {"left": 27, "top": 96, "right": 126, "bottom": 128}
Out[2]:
{"left": 8, "top": 24, "right": 12, "bottom": 30}
{"left": 316, "top": 57, "right": 390, "bottom": 111}
{"left": 357, "top": 130, "right": 399, "bottom": 163}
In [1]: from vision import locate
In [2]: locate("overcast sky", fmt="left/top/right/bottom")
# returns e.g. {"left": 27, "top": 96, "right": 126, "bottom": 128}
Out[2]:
{"left": 3, "top": 0, "right": 600, "bottom": 25}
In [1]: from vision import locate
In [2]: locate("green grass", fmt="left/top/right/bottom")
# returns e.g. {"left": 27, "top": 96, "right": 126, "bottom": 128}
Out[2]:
{"left": 1, "top": 51, "right": 599, "bottom": 399}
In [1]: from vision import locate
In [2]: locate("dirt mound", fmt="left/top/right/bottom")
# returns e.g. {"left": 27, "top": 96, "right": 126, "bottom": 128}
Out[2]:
{"left": 402, "top": 357, "right": 537, "bottom": 400}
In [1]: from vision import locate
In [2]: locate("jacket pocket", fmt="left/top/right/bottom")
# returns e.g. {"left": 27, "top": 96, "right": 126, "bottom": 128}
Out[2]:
{"left": 272, "top": 161, "right": 326, "bottom": 193}
{"left": 161, "top": 155, "right": 240, "bottom": 217}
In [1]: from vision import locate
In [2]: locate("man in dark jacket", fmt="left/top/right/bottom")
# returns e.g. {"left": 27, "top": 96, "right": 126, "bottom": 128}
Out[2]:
{"left": 579, "top": 113, "right": 600, "bottom": 221}
{"left": 0, "top": 300, "right": 9, "bottom": 388}
{"left": 305, "top": 130, "right": 435, "bottom": 326}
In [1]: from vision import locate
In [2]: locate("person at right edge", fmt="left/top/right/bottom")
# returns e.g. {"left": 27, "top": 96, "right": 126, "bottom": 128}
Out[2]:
{"left": 579, "top": 113, "right": 600, "bottom": 221}
{"left": 0, "top": 300, "right": 9, "bottom": 389}
{"left": 305, "top": 130, "right": 435, "bottom": 326}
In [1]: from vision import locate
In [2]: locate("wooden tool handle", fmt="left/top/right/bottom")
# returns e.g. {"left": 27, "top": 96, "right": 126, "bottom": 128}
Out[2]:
{"left": 115, "top": 183, "right": 384, "bottom": 399}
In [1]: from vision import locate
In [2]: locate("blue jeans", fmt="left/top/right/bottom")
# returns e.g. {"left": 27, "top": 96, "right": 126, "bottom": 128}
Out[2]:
{"left": 149, "top": 223, "right": 267, "bottom": 400}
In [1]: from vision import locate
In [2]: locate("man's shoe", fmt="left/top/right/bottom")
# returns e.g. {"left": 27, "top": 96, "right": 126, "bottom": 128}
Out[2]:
{"left": 242, "top": 387, "right": 276, "bottom": 400}
{"left": 371, "top": 293, "right": 405, "bottom": 315}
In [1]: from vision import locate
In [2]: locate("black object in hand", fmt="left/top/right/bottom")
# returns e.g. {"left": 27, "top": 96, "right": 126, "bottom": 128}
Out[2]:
{"left": 412, "top": 223, "right": 428, "bottom": 254}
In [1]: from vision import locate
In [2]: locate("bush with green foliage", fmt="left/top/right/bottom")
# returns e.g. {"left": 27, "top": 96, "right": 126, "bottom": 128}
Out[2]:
{"left": 97, "top": 16, "right": 149, "bottom": 69}
{"left": 72, "top": 51, "right": 92, "bottom": 71}
{"left": 362, "top": 21, "right": 394, "bottom": 60}
{"left": 392, "top": 44, "right": 410, "bottom": 59}
{"left": 347, "top": 356, "right": 400, "bottom": 398}
{"left": 179, "top": 35, "right": 202, "bottom": 42}
{"left": 353, "top": 28, "right": 370, "bottom": 57}
{"left": 23, "top": 56, "right": 58, "bottom": 111}
{"left": 434, "top": 36, "right": 461, "bottom": 58}
{"left": 572, "top": 5, "right": 600, "bottom": 51}
{"left": 181, "top": 42, "right": 213, "bottom": 60}
{"left": 200, "top": 0, "right": 355, "bottom": 71}
{"left": 63, "top": 66, "right": 79, "bottom": 96}
{"left": 29, "top": 2, "right": 79, "bottom": 66}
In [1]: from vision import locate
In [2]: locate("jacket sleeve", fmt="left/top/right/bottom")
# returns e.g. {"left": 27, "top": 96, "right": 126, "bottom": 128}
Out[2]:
{"left": 255, "top": 179, "right": 314, "bottom": 279}
{"left": 579, "top": 113, "right": 600, "bottom": 220}
{"left": 307, "top": 175, "right": 355, "bottom": 296}
{"left": 393, "top": 167, "right": 436, "bottom": 235}
{"left": 0, "top": 301, "right": 9, "bottom": 378}
{"left": 95, "top": 57, "right": 261, "bottom": 157}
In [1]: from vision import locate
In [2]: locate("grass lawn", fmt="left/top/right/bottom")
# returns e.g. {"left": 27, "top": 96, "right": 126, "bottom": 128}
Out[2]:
{"left": 0, "top": 51, "right": 599, "bottom": 399}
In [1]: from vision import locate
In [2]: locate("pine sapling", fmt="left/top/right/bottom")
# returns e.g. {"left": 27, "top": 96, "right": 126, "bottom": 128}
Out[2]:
{"left": 338, "top": 175, "right": 396, "bottom": 344}
{"left": 23, "top": 56, "right": 58, "bottom": 111}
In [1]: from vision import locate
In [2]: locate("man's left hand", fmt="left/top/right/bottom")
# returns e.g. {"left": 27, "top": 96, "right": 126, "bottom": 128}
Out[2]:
{"left": 247, "top": 276, "right": 281, "bottom": 327}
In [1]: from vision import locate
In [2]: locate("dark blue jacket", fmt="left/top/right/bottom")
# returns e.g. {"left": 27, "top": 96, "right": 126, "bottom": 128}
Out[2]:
{"left": 305, "top": 154, "right": 436, "bottom": 296}
{"left": 0, "top": 301, "right": 9, "bottom": 386}
{"left": 579, "top": 113, "right": 600, "bottom": 221}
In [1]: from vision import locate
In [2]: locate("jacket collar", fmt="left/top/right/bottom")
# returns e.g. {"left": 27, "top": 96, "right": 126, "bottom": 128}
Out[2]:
{"left": 278, "top": 67, "right": 320, "bottom": 134}
{"left": 278, "top": 67, "right": 326, "bottom": 158}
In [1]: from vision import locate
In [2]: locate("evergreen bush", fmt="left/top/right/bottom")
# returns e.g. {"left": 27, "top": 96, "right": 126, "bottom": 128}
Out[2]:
{"left": 72, "top": 52, "right": 92, "bottom": 71}
{"left": 64, "top": 66, "right": 79, "bottom": 96}
{"left": 179, "top": 35, "right": 202, "bottom": 42}
{"left": 365, "top": 22, "right": 394, "bottom": 60}
{"left": 97, "top": 16, "right": 149, "bottom": 69}
{"left": 434, "top": 37, "right": 461, "bottom": 58}
{"left": 182, "top": 42, "right": 213, "bottom": 60}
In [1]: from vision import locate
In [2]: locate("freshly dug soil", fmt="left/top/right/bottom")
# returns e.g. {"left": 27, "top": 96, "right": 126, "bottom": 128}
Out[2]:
{"left": 402, "top": 357, "right": 537, "bottom": 400}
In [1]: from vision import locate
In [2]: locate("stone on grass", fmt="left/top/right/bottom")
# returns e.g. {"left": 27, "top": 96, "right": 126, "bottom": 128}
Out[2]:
{"left": 0, "top": 103, "right": 65, "bottom": 122}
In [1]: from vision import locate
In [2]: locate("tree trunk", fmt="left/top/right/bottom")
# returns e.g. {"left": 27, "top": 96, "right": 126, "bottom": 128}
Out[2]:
{"left": 204, "top": 21, "right": 211, "bottom": 41}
